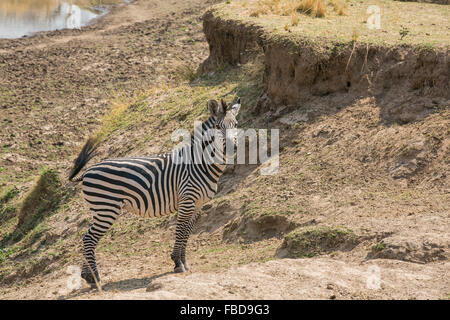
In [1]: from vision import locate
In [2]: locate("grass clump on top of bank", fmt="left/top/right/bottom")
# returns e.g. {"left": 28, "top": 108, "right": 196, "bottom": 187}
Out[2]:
{"left": 219, "top": 0, "right": 449, "bottom": 47}
{"left": 249, "top": 0, "right": 346, "bottom": 18}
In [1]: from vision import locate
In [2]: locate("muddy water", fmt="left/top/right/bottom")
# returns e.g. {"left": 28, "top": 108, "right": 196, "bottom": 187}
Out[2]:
{"left": 0, "top": 0, "right": 124, "bottom": 39}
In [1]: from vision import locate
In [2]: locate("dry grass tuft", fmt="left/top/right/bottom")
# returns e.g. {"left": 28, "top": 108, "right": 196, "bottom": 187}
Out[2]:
{"left": 329, "top": 0, "right": 346, "bottom": 16}
{"left": 291, "top": 12, "right": 299, "bottom": 26}
{"left": 174, "top": 64, "right": 198, "bottom": 82}
{"left": 297, "top": 0, "right": 326, "bottom": 18}
{"left": 250, "top": 0, "right": 348, "bottom": 19}
{"left": 252, "top": 0, "right": 329, "bottom": 18}
{"left": 93, "top": 90, "right": 147, "bottom": 143}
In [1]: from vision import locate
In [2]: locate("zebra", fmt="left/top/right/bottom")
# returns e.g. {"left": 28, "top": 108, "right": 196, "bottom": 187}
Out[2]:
{"left": 68, "top": 97, "right": 241, "bottom": 286}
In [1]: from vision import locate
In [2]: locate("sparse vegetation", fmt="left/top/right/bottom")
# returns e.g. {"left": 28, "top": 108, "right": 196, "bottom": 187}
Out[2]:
{"left": 290, "top": 12, "right": 299, "bottom": 26}
{"left": 277, "top": 226, "right": 360, "bottom": 258}
{"left": 3, "top": 169, "right": 63, "bottom": 245}
{"left": 174, "top": 64, "right": 199, "bottom": 83}
{"left": 0, "top": 187, "right": 18, "bottom": 206}
{"left": 399, "top": 25, "right": 410, "bottom": 40}
{"left": 329, "top": 0, "right": 346, "bottom": 16}
{"left": 372, "top": 242, "right": 386, "bottom": 252}
{"left": 297, "top": 0, "right": 326, "bottom": 18}
{"left": 249, "top": 0, "right": 345, "bottom": 18}
{"left": 92, "top": 90, "right": 149, "bottom": 143}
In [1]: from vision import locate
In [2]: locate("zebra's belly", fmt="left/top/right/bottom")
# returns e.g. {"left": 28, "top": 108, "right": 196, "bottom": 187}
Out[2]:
{"left": 82, "top": 181, "right": 178, "bottom": 218}
{"left": 121, "top": 197, "right": 178, "bottom": 217}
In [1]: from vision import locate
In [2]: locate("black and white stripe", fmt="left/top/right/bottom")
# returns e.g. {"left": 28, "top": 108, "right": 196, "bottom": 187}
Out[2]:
{"left": 68, "top": 98, "right": 241, "bottom": 285}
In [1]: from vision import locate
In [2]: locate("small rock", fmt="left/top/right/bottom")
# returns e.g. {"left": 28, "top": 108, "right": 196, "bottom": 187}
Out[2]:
{"left": 146, "top": 282, "right": 163, "bottom": 292}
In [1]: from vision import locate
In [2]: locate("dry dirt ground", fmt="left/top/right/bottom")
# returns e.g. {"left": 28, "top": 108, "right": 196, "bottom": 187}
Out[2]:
{"left": 0, "top": 0, "right": 449, "bottom": 300}
{"left": 0, "top": 0, "right": 218, "bottom": 187}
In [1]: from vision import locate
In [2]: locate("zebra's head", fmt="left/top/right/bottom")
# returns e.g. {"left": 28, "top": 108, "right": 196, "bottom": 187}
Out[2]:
{"left": 207, "top": 97, "right": 241, "bottom": 133}
{"left": 207, "top": 98, "right": 241, "bottom": 148}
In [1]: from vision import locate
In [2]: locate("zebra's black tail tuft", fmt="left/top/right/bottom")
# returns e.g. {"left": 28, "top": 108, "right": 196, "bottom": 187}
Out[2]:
{"left": 68, "top": 137, "right": 99, "bottom": 182}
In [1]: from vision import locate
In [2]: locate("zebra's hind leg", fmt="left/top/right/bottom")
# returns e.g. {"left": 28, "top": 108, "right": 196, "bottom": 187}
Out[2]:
{"left": 171, "top": 199, "right": 196, "bottom": 273}
{"left": 81, "top": 208, "right": 120, "bottom": 287}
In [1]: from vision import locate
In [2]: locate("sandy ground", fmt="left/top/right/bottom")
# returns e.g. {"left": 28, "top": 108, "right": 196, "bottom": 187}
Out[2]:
{"left": 13, "top": 257, "right": 449, "bottom": 300}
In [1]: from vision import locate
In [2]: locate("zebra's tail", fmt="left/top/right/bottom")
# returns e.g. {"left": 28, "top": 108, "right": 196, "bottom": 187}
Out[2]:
{"left": 68, "top": 137, "right": 99, "bottom": 182}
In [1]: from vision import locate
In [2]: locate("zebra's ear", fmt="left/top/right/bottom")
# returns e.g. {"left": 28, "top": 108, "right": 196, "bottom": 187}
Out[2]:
{"left": 230, "top": 97, "right": 241, "bottom": 117}
{"left": 207, "top": 99, "right": 219, "bottom": 117}
{"left": 219, "top": 99, "right": 228, "bottom": 114}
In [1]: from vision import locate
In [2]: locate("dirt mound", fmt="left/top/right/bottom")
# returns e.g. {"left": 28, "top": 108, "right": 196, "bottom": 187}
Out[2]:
{"left": 275, "top": 226, "right": 361, "bottom": 258}
{"left": 367, "top": 236, "right": 449, "bottom": 264}
{"left": 222, "top": 214, "right": 299, "bottom": 243}
{"left": 194, "top": 199, "right": 239, "bottom": 235}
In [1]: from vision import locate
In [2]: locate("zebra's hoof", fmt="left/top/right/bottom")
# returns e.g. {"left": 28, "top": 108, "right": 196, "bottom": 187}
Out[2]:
{"left": 81, "top": 270, "right": 101, "bottom": 287}
{"left": 183, "top": 262, "right": 190, "bottom": 271}
{"left": 174, "top": 264, "right": 186, "bottom": 273}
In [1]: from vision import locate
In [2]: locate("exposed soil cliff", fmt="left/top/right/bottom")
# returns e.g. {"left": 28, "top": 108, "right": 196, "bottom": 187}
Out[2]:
{"left": 202, "top": 9, "right": 449, "bottom": 124}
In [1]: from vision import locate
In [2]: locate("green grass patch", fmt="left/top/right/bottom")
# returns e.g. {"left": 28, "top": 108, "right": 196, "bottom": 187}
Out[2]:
{"left": 372, "top": 241, "right": 386, "bottom": 252}
{"left": 0, "top": 187, "right": 19, "bottom": 223}
{"left": 277, "top": 225, "right": 360, "bottom": 258}
{"left": 2, "top": 168, "right": 63, "bottom": 246}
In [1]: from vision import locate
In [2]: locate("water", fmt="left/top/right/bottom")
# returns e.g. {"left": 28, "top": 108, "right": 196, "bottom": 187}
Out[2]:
{"left": 0, "top": 0, "right": 121, "bottom": 39}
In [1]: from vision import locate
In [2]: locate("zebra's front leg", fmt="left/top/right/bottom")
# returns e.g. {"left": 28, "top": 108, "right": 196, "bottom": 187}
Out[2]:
{"left": 171, "top": 199, "right": 196, "bottom": 273}
{"left": 180, "top": 212, "right": 200, "bottom": 271}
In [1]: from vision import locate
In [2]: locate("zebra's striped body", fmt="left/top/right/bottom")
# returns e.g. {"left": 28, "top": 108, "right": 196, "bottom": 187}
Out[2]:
{"left": 69, "top": 98, "right": 240, "bottom": 285}
{"left": 82, "top": 155, "right": 181, "bottom": 218}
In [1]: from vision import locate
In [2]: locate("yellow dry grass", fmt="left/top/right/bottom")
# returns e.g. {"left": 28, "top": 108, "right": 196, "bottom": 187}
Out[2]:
{"left": 290, "top": 12, "right": 299, "bottom": 26}
{"left": 93, "top": 89, "right": 150, "bottom": 143}
{"left": 224, "top": 0, "right": 449, "bottom": 47}
{"left": 329, "top": 0, "right": 346, "bottom": 16}
{"left": 250, "top": 0, "right": 346, "bottom": 18}
{"left": 297, "top": 0, "right": 326, "bottom": 18}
